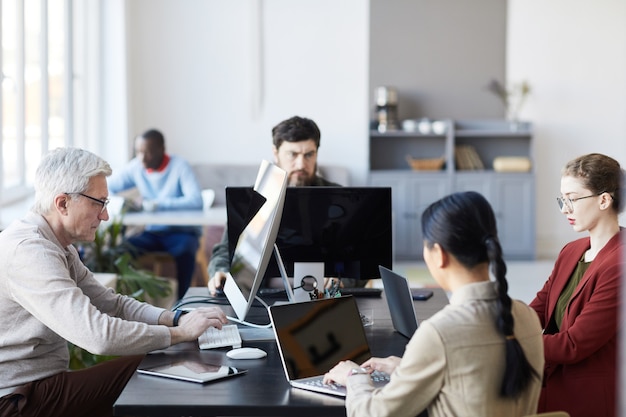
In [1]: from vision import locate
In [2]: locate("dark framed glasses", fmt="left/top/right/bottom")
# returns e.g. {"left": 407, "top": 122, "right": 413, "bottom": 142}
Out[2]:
{"left": 66, "top": 192, "right": 110, "bottom": 213}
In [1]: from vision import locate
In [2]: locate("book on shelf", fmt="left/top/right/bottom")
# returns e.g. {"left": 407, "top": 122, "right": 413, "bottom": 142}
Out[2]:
{"left": 454, "top": 145, "right": 484, "bottom": 170}
{"left": 454, "top": 146, "right": 470, "bottom": 170}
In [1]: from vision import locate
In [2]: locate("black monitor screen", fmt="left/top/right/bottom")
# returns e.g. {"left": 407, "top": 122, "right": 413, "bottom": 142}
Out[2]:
{"left": 266, "top": 186, "right": 392, "bottom": 281}
{"left": 226, "top": 187, "right": 393, "bottom": 282}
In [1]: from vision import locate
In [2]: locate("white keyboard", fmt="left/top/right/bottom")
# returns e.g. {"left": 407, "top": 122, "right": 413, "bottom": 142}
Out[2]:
{"left": 198, "top": 324, "right": 242, "bottom": 350}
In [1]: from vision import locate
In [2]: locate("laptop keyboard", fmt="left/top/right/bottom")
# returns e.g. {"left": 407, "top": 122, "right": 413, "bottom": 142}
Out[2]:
{"left": 198, "top": 324, "right": 242, "bottom": 349}
{"left": 302, "top": 378, "right": 344, "bottom": 392}
{"left": 302, "top": 370, "right": 390, "bottom": 390}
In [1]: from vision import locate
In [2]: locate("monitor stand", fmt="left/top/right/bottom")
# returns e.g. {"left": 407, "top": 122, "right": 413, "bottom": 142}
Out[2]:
{"left": 273, "top": 244, "right": 295, "bottom": 304}
{"left": 272, "top": 245, "right": 325, "bottom": 303}
{"left": 237, "top": 245, "right": 293, "bottom": 341}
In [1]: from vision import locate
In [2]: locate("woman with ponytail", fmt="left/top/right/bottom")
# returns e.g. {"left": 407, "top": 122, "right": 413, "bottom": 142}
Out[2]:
{"left": 324, "top": 191, "right": 544, "bottom": 417}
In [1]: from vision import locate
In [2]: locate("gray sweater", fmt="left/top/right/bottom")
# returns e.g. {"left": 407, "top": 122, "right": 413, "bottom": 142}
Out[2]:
{"left": 0, "top": 212, "right": 171, "bottom": 389}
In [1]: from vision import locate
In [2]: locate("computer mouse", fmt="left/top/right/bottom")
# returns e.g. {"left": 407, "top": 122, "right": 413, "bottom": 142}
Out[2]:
{"left": 226, "top": 347, "right": 267, "bottom": 360}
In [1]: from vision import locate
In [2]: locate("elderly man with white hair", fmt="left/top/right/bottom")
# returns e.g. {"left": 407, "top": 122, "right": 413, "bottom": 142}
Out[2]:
{"left": 0, "top": 147, "right": 227, "bottom": 417}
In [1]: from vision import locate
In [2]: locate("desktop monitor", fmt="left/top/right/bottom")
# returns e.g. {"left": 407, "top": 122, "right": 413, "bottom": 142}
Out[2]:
{"left": 221, "top": 160, "right": 288, "bottom": 320}
{"left": 226, "top": 187, "right": 393, "bottom": 284}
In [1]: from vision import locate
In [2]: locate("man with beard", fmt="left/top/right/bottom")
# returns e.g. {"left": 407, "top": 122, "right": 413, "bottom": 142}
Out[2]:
{"left": 207, "top": 116, "right": 340, "bottom": 295}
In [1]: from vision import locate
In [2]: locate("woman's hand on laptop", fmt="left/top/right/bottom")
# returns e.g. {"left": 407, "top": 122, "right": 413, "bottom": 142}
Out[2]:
{"left": 323, "top": 360, "right": 365, "bottom": 386}
{"left": 361, "top": 356, "right": 401, "bottom": 375}
{"left": 169, "top": 307, "right": 228, "bottom": 345}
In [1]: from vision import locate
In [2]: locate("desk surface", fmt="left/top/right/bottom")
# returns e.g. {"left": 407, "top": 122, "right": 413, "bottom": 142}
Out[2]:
{"left": 120, "top": 206, "right": 227, "bottom": 226}
{"left": 114, "top": 286, "right": 448, "bottom": 417}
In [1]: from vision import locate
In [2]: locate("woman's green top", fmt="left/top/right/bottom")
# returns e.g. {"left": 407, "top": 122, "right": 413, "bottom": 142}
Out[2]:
{"left": 555, "top": 255, "right": 591, "bottom": 329}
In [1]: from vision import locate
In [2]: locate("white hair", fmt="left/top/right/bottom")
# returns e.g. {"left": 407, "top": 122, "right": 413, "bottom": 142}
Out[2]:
{"left": 33, "top": 147, "right": 112, "bottom": 215}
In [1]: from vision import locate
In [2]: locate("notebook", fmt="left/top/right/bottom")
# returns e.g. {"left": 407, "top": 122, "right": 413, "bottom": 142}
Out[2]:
{"left": 379, "top": 265, "right": 419, "bottom": 338}
{"left": 137, "top": 359, "right": 247, "bottom": 384}
{"left": 268, "top": 295, "right": 390, "bottom": 397}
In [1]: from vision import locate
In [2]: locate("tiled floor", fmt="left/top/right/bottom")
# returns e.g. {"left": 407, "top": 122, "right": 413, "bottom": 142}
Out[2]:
{"left": 378, "top": 260, "right": 555, "bottom": 305}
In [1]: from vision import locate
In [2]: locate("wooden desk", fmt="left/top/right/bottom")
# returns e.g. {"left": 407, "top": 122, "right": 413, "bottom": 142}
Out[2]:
{"left": 113, "top": 287, "right": 449, "bottom": 417}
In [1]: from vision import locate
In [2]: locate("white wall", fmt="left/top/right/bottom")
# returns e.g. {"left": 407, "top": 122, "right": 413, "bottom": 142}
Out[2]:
{"left": 508, "top": 0, "right": 626, "bottom": 258}
{"left": 122, "top": 0, "right": 626, "bottom": 259}
{"left": 124, "top": 0, "right": 370, "bottom": 184}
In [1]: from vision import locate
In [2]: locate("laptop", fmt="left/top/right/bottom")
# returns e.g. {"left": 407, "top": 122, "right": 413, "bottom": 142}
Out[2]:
{"left": 379, "top": 265, "right": 419, "bottom": 338}
{"left": 268, "top": 295, "right": 390, "bottom": 397}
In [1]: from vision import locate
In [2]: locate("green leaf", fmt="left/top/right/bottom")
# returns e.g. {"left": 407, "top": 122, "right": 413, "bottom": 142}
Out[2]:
{"left": 114, "top": 253, "right": 172, "bottom": 300}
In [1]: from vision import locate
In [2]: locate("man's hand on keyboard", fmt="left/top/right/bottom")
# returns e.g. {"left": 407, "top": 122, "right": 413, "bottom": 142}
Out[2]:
{"left": 169, "top": 307, "right": 228, "bottom": 345}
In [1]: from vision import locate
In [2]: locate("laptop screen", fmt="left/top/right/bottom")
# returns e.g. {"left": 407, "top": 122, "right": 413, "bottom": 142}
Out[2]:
{"left": 270, "top": 296, "right": 371, "bottom": 380}
{"left": 379, "top": 265, "right": 419, "bottom": 338}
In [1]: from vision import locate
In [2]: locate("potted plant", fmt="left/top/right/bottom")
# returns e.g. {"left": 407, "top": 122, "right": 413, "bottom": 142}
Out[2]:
{"left": 486, "top": 78, "right": 531, "bottom": 131}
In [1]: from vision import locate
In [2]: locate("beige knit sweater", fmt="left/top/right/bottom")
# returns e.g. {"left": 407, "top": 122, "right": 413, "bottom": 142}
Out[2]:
{"left": 0, "top": 212, "right": 171, "bottom": 390}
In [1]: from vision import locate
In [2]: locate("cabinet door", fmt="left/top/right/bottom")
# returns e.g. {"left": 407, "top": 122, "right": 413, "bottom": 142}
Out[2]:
{"left": 454, "top": 173, "right": 535, "bottom": 259}
{"left": 370, "top": 173, "right": 449, "bottom": 260}
{"left": 405, "top": 177, "right": 450, "bottom": 259}
{"left": 491, "top": 174, "right": 535, "bottom": 259}
{"left": 454, "top": 172, "right": 492, "bottom": 196}
{"left": 369, "top": 173, "right": 406, "bottom": 261}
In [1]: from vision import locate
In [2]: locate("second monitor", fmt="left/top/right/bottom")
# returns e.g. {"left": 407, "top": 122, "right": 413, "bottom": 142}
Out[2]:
{"left": 227, "top": 186, "right": 393, "bottom": 284}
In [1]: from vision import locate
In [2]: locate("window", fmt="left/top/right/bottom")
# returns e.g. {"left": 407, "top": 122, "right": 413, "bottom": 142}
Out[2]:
{"left": 1, "top": 0, "right": 71, "bottom": 205}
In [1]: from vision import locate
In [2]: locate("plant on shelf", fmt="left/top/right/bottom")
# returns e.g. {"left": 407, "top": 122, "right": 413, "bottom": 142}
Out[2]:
{"left": 486, "top": 78, "right": 531, "bottom": 128}
{"left": 69, "top": 218, "right": 173, "bottom": 369}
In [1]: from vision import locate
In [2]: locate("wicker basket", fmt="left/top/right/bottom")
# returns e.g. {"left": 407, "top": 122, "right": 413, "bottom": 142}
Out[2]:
{"left": 405, "top": 155, "right": 445, "bottom": 171}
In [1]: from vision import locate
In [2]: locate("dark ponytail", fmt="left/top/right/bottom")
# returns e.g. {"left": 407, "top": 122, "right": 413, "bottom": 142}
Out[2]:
{"left": 422, "top": 191, "right": 537, "bottom": 398}
{"left": 484, "top": 236, "right": 536, "bottom": 397}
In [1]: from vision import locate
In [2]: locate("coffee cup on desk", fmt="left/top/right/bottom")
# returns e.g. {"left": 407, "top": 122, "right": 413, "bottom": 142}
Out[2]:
{"left": 142, "top": 200, "right": 158, "bottom": 212}
{"left": 202, "top": 189, "right": 215, "bottom": 212}
{"left": 107, "top": 196, "right": 126, "bottom": 217}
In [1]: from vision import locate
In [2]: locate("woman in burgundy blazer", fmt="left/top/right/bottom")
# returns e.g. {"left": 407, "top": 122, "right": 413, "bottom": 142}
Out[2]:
{"left": 530, "top": 153, "right": 624, "bottom": 417}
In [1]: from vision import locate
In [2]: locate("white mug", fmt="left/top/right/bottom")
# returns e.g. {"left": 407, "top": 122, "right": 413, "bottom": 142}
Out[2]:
{"left": 107, "top": 196, "right": 126, "bottom": 217}
{"left": 201, "top": 189, "right": 215, "bottom": 211}
{"left": 142, "top": 200, "right": 157, "bottom": 212}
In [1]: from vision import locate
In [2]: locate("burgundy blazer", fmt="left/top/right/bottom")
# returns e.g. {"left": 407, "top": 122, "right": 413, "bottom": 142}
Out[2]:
{"left": 530, "top": 228, "right": 624, "bottom": 417}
